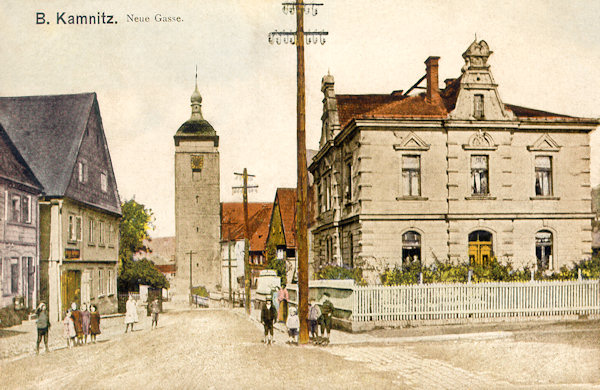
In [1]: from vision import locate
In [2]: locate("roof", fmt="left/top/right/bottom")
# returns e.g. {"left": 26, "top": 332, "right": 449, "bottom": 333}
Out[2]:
{"left": 135, "top": 236, "right": 176, "bottom": 265}
{"left": 221, "top": 202, "right": 273, "bottom": 252}
{"left": 275, "top": 188, "right": 297, "bottom": 249}
{"left": 155, "top": 264, "right": 176, "bottom": 274}
{"left": 0, "top": 124, "right": 43, "bottom": 191}
{"left": 0, "top": 93, "right": 95, "bottom": 196}
{"left": 335, "top": 75, "right": 595, "bottom": 128}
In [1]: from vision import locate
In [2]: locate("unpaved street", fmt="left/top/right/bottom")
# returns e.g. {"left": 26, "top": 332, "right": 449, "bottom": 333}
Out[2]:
{"left": 1, "top": 307, "right": 599, "bottom": 389}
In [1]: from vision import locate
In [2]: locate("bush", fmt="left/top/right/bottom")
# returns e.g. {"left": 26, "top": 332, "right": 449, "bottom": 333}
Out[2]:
{"left": 191, "top": 285, "right": 209, "bottom": 297}
{"left": 380, "top": 254, "right": 600, "bottom": 286}
{"left": 317, "top": 265, "right": 367, "bottom": 285}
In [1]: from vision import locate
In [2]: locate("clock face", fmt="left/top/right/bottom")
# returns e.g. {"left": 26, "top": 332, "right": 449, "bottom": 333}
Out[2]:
{"left": 191, "top": 155, "right": 204, "bottom": 172}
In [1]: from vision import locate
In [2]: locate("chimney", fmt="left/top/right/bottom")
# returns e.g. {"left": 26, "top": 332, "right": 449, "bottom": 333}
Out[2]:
{"left": 425, "top": 56, "right": 440, "bottom": 103}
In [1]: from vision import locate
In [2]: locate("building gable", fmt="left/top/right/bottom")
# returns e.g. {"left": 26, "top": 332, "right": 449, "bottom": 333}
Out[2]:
{"left": 0, "top": 124, "right": 42, "bottom": 191}
{"left": 64, "top": 99, "right": 121, "bottom": 215}
{"left": 393, "top": 131, "right": 431, "bottom": 151}
{"left": 527, "top": 133, "right": 561, "bottom": 152}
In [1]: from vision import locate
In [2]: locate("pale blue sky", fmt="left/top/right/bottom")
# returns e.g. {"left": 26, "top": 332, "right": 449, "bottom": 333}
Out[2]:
{"left": 1, "top": 0, "right": 598, "bottom": 237}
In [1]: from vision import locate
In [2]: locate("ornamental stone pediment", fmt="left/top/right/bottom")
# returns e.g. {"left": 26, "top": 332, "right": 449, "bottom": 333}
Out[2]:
{"left": 393, "top": 132, "right": 430, "bottom": 151}
{"left": 527, "top": 133, "right": 561, "bottom": 152}
{"left": 462, "top": 130, "right": 498, "bottom": 150}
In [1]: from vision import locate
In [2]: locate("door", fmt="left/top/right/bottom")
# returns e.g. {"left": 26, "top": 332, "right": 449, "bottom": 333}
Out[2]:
{"left": 468, "top": 230, "right": 493, "bottom": 266}
{"left": 61, "top": 270, "right": 81, "bottom": 314}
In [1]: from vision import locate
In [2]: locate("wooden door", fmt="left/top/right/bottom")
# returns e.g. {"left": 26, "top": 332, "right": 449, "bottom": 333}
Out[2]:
{"left": 61, "top": 270, "right": 81, "bottom": 314}
{"left": 469, "top": 241, "right": 492, "bottom": 266}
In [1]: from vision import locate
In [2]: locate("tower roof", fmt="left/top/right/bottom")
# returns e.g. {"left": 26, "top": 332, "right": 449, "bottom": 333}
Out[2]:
{"left": 175, "top": 80, "right": 216, "bottom": 137}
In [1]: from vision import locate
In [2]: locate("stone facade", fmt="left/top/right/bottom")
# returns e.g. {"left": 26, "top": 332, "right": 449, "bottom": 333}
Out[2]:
{"left": 309, "top": 40, "right": 598, "bottom": 282}
{"left": 174, "top": 84, "right": 221, "bottom": 297}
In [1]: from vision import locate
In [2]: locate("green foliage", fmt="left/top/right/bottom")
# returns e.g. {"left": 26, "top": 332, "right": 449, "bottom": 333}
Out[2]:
{"left": 191, "top": 285, "right": 209, "bottom": 297}
{"left": 119, "top": 198, "right": 154, "bottom": 266}
{"left": 317, "top": 265, "right": 367, "bottom": 286}
{"left": 118, "top": 258, "right": 169, "bottom": 292}
{"left": 381, "top": 255, "right": 600, "bottom": 286}
{"left": 264, "top": 205, "right": 287, "bottom": 284}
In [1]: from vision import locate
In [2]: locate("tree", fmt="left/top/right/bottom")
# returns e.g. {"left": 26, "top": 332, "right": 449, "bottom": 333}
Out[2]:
{"left": 118, "top": 198, "right": 156, "bottom": 292}
{"left": 119, "top": 198, "right": 154, "bottom": 266}
{"left": 118, "top": 258, "right": 169, "bottom": 292}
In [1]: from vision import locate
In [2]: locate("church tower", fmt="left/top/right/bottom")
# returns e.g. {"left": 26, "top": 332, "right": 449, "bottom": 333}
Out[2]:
{"left": 174, "top": 80, "right": 221, "bottom": 299}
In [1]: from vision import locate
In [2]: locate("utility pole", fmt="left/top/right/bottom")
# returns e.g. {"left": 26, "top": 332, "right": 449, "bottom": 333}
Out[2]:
{"left": 269, "top": 1, "right": 327, "bottom": 344}
{"left": 186, "top": 250, "right": 197, "bottom": 305}
{"left": 233, "top": 168, "right": 258, "bottom": 315}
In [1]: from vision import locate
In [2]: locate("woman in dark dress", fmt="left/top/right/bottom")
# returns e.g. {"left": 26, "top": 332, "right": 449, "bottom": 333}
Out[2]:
{"left": 70, "top": 302, "right": 83, "bottom": 346}
{"left": 81, "top": 303, "right": 91, "bottom": 344}
{"left": 89, "top": 304, "right": 101, "bottom": 343}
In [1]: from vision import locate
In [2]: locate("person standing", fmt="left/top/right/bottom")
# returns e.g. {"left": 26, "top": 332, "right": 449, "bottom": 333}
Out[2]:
{"left": 70, "top": 302, "right": 83, "bottom": 346}
{"left": 35, "top": 303, "right": 50, "bottom": 354}
{"left": 150, "top": 299, "right": 160, "bottom": 329}
{"left": 319, "top": 292, "right": 334, "bottom": 345}
{"left": 260, "top": 299, "right": 277, "bottom": 345}
{"left": 89, "top": 304, "right": 101, "bottom": 343}
{"left": 124, "top": 294, "right": 138, "bottom": 333}
{"left": 308, "top": 299, "right": 321, "bottom": 342}
{"left": 63, "top": 310, "right": 76, "bottom": 349}
{"left": 277, "top": 284, "right": 289, "bottom": 323}
{"left": 81, "top": 303, "right": 91, "bottom": 344}
{"left": 285, "top": 307, "right": 299, "bottom": 344}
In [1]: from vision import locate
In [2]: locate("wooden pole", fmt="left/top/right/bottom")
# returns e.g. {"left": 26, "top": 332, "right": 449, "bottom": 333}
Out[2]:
{"left": 296, "top": 0, "right": 309, "bottom": 345}
{"left": 243, "top": 168, "right": 251, "bottom": 314}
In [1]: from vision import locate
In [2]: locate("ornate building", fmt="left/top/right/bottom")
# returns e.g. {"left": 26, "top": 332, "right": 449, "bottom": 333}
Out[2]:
{"left": 174, "top": 82, "right": 221, "bottom": 297}
{"left": 309, "top": 40, "right": 598, "bottom": 281}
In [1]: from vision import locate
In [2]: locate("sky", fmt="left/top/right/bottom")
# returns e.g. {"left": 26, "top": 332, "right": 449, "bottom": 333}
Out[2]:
{"left": 1, "top": 0, "right": 599, "bottom": 238}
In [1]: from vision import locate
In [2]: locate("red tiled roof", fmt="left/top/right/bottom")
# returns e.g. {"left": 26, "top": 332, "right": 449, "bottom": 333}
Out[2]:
{"left": 336, "top": 74, "right": 594, "bottom": 126}
{"left": 222, "top": 202, "right": 273, "bottom": 252}
{"left": 134, "top": 236, "right": 175, "bottom": 265}
{"left": 275, "top": 188, "right": 297, "bottom": 249}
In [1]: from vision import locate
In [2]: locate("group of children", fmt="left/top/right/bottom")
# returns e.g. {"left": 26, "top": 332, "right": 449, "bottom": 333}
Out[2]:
{"left": 63, "top": 302, "right": 101, "bottom": 348}
{"left": 261, "top": 292, "right": 334, "bottom": 346}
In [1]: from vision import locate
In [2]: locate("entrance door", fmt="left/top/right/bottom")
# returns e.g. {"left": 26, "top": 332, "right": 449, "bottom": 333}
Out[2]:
{"left": 468, "top": 230, "right": 493, "bottom": 266}
{"left": 61, "top": 270, "right": 81, "bottom": 314}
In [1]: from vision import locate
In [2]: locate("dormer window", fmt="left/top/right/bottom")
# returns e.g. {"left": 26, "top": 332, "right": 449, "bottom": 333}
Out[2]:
{"left": 78, "top": 161, "right": 88, "bottom": 183}
{"left": 474, "top": 94, "right": 484, "bottom": 119}
{"left": 101, "top": 172, "right": 108, "bottom": 192}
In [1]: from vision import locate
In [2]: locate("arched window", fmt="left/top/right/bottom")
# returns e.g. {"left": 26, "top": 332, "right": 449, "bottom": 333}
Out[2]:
{"left": 468, "top": 230, "right": 493, "bottom": 265}
{"left": 402, "top": 231, "right": 421, "bottom": 265}
{"left": 535, "top": 230, "right": 553, "bottom": 270}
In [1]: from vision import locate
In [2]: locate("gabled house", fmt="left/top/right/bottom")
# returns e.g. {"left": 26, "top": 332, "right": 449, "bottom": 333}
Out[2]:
{"left": 220, "top": 202, "right": 272, "bottom": 290}
{"left": 309, "top": 40, "right": 598, "bottom": 281}
{"left": 0, "top": 125, "right": 43, "bottom": 312}
{"left": 0, "top": 93, "right": 121, "bottom": 321}
{"left": 265, "top": 188, "right": 298, "bottom": 283}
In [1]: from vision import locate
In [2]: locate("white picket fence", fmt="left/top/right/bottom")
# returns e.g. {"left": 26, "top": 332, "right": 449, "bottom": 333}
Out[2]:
{"left": 352, "top": 279, "right": 600, "bottom": 323}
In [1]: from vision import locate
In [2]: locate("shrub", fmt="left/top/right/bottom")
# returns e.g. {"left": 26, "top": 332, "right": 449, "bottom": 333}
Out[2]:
{"left": 191, "top": 285, "right": 209, "bottom": 297}
{"left": 317, "top": 265, "right": 367, "bottom": 285}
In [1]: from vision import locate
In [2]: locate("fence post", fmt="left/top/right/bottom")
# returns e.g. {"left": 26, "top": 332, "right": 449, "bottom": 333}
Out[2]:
{"left": 578, "top": 269, "right": 582, "bottom": 281}
{"left": 419, "top": 272, "right": 423, "bottom": 285}
{"left": 530, "top": 269, "right": 535, "bottom": 282}
{"left": 467, "top": 269, "right": 473, "bottom": 284}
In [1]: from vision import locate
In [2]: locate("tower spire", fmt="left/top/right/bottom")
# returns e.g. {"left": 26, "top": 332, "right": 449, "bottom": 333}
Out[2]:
{"left": 190, "top": 66, "right": 203, "bottom": 120}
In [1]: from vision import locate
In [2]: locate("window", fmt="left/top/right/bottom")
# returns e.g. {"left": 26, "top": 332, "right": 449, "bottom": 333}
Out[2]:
{"left": 108, "top": 224, "right": 114, "bottom": 246}
{"left": 535, "top": 156, "right": 552, "bottom": 196}
{"left": 317, "top": 182, "right": 323, "bottom": 213}
{"left": 402, "top": 231, "right": 421, "bottom": 265}
{"left": 98, "top": 268, "right": 104, "bottom": 296}
{"left": 107, "top": 269, "right": 114, "bottom": 295}
{"left": 536, "top": 230, "right": 553, "bottom": 270}
{"left": 76, "top": 216, "right": 82, "bottom": 241}
{"left": 402, "top": 155, "right": 421, "bottom": 197}
{"left": 325, "top": 236, "right": 334, "bottom": 264}
{"left": 78, "top": 161, "right": 88, "bottom": 183}
{"left": 10, "top": 258, "right": 19, "bottom": 295}
{"left": 10, "top": 195, "right": 20, "bottom": 223}
{"left": 99, "top": 221, "right": 105, "bottom": 245}
{"left": 101, "top": 172, "right": 108, "bottom": 192}
{"left": 276, "top": 248, "right": 284, "bottom": 260}
{"left": 345, "top": 162, "right": 352, "bottom": 202}
{"left": 69, "top": 215, "right": 76, "bottom": 241}
{"left": 348, "top": 233, "right": 354, "bottom": 268}
{"left": 471, "top": 155, "right": 489, "bottom": 195}
{"left": 88, "top": 219, "right": 95, "bottom": 244}
{"left": 21, "top": 196, "right": 30, "bottom": 223}
{"left": 81, "top": 270, "right": 91, "bottom": 304}
{"left": 474, "top": 94, "right": 484, "bottom": 119}
{"left": 324, "top": 175, "right": 332, "bottom": 211}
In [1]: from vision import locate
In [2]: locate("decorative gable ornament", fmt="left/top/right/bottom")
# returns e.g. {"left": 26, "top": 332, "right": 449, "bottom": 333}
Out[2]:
{"left": 527, "top": 133, "right": 561, "bottom": 152}
{"left": 393, "top": 131, "right": 430, "bottom": 151}
{"left": 462, "top": 130, "right": 498, "bottom": 150}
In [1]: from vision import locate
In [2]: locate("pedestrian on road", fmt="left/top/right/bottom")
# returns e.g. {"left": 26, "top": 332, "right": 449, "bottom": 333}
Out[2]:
{"left": 308, "top": 299, "right": 321, "bottom": 342}
{"left": 261, "top": 299, "right": 277, "bottom": 345}
{"left": 70, "top": 302, "right": 83, "bottom": 346}
{"left": 318, "top": 292, "right": 334, "bottom": 345}
{"left": 277, "top": 284, "right": 289, "bottom": 323}
{"left": 150, "top": 299, "right": 160, "bottom": 329}
{"left": 124, "top": 294, "right": 138, "bottom": 333}
{"left": 286, "top": 306, "right": 299, "bottom": 344}
{"left": 63, "top": 310, "right": 76, "bottom": 349}
{"left": 81, "top": 303, "right": 91, "bottom": 344}
{"left": 89, "top": 304, "right": 101, "bottom": 343}
{"left": 35, "top": 303, "right": 50, "bottom": 354}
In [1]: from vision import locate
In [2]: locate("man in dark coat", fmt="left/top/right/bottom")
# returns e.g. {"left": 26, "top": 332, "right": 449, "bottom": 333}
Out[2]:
{"left": 36, "top": 303, "right": 50, "bottom": 354}
{"left": 260, "top": 300, "right": 277, "bottom": 345}
{"left": 319, "top": 292, "right": 334, "bottom": 345}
